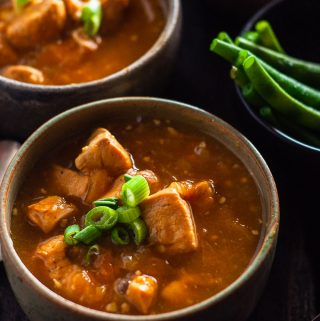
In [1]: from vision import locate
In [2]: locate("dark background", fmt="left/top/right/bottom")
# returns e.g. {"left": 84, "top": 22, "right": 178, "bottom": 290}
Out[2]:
{"left": 1, "top": 0, "right": 319, "bottom": 320}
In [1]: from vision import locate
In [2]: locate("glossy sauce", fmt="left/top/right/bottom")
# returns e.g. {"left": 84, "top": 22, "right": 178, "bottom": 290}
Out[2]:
{"left": 12, "top": 119, "right": 262, "bottom": 314}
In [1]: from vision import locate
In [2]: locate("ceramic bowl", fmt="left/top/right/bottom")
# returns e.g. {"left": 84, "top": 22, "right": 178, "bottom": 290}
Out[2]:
{"left": 236, "top": 0, "right": 320, "bottom": 154}
{"left": 0, "top": 97, "right": 279, "bottom": 321}
{"left": 0, "top": 0, "right": 182, "bottom": 141}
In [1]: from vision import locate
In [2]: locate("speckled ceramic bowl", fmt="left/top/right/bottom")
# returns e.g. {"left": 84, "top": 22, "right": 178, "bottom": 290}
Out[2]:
{"left": 0, "top": 97, "right": 279, "bottom": 321}
{"left": 0, "top": 0, "right": 182, "bottom": 141}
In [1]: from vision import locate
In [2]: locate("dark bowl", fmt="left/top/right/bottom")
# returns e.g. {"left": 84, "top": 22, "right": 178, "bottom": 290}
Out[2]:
{"left": 0, "top": 0, "right": 182, "bottom": 142}
{"left": 0, "top": 97, "right": 279, "bottom": 321}
{"left": 236, "top": 0, "right": 320, "bottom": 154}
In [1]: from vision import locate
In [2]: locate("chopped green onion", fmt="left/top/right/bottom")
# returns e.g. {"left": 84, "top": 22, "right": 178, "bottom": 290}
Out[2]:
{"left": 111, "top": 226, "right": 130, "bottom": 245}
{"left": 14, "top": 0, "right": 29, "bottom": 11}
{"left": 127, "top": 218, "right": 148, "bottom": 245}
{"left": 93, "top": 197, "right": 118, "bottom": 209}
{"left": 117, "top": 206, "right": 141, "bottom": 223}
{"left": 124, "top": 174, "right": 133, "bottom": 182}
{"left": 85, "top": 206, "right": 118, "bottom": 231}
{"left": 74, "top": 225, "right": 102, "bottom": 245}
{"left": 64, "top": 224, "right": 80, "bottom": 246}
{"left": 121, "top": 175, "right": 150, "bottom": 207}
{"left": 84, "top": 244, "right": 100, "bottom": 266}
{"left": 81, "top": 0, "right": 102, "bottom": 36}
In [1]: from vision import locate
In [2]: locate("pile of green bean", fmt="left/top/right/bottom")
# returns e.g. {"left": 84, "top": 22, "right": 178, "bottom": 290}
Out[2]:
{"left": 210, "top": 20, "right": 320, "bottom": 148}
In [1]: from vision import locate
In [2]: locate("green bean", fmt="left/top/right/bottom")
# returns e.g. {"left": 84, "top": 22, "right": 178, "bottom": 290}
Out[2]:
{"left": 230, "top": 66, "right": 248, "bottom": 88}
{"left": 242, "top": 83, "right": 265, "bottom": 107}
{"left": 260, "top": 107, "right": 320, "bottom": 147}
{"left": 243, "top": 56, "right": 320, "bottom": 132}
{"left": 255, "top": 20, "right": 285, "bottom": 53}
{"left": 243, "top": 31, "right": 260, "bottom": 44}
{"left": 236, "top": 37, "right": 320, "bottom": 87}
{"left": 211, "top": 39, "right": 320, "bottom": 110}
{"left": 217, "top": 32, "right": 233, "bottom": 44}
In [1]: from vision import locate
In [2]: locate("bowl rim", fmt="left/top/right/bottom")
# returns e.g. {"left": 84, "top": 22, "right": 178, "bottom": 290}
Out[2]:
{"left": 0, "top": 0, "right": 181, "bottom": 91}
{"left": 0, "top": 97, "right": 280, "bottom": 320}
{"left": 236, "top": 0, "right": 320, "bottom": 154}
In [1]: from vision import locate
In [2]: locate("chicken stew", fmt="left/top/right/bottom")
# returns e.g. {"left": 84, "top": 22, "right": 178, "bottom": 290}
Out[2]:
{"left": 12, "top": 118, "right": 262, "bottom": 315}
{"left": 0, "top": 0, "right": 165, "bottom": 85}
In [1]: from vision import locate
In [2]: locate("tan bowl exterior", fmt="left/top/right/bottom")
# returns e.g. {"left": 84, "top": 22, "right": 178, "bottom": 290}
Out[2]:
{"left": 0, "top": 97, "right": 279, "bottom": 321}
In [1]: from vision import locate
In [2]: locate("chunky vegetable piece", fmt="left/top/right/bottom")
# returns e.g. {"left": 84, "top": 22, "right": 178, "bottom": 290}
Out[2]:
{"left": 12, "top": 120, "right": 262, "bottom": 315}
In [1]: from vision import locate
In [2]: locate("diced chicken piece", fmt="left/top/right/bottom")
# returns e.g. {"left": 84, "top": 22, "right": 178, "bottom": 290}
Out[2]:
{"left": 49, "top": 165, "right": 89, "bottom": 199}
{"left": 2, "top": 65, "right": 44, "bottom": 84}
{"left": 169, "top": 180, "right": 215, "bottom": 215}
{"left": 75, "top": 128, "right": 132, "bottom": 175}
{"left": 125, "top": 273, "right": 158, "bottom": 314}
{"left": 100, "top": 0, "right": 130, "bottom": 34}
{"left": 0, "top": 34, "right": 18, "bottom": 67}
{"left": 49, "top": 165, "right": 113, "bottom": 203}
{"left": 161, "top": 279, "right": 191, "bottom": 307}
{"left": 27, "top": 196, "right": 77, "bottom": 233}
{"left": 35, "top": 236, "right": 108, "bottom": 306}
{"left": 6, "top": 0, "right": 66, "bottom": 50}
{"left": 101, "top": 169, "right": 161, "bottom": 199}
{"left": 140, "top": 189, "right": 198, "bottom": 254}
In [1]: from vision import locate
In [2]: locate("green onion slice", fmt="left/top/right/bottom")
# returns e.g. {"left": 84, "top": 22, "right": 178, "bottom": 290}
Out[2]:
{"left": 121, "top": 175, "right": 150, "bottom": 207}
{"left": 14, "top": 0, "right": 29, "bottom": 12}
{"left": 81, "top": 0, "right": 102, "bottom": 36}
{"left": 127, "top": 218, "right": 148, "bottom": 245}
{"left": 64, "top": 224, "right": 80, "bottom": 246}
{"left": 117, "top": 205, "right": 141, "bottom": 223}
{"left": 85, "top": 206, "right": 118, "bottom": 231}
{"left": 93, "top": 197, "right": 118, "bottom": 209}
{"left": 84, "top": 244, "right": 100, "bottom": 266}
{"left": 111, "top": 226, "right": 130, "bottom": 245}
{"left": 124, "top": 174, "right": 133, "bottom": 182}
{"left": 74, "top": 225, "right": 102, "bottom": 245}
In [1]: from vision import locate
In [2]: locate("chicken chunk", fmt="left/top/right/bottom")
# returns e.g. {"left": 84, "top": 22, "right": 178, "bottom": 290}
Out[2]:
{"left": 49, "top": 165, "right": 89, "bottom": 199}
{"left": 35, "top": 236, "right": 108, "bottom": 306}
{"left": 75, "top": 128, "right": 132, "bottom": 175}
{"left": 0, "top": 34, "right": 18, "bottom": 67}
{"left": 101, "top": 169, "right": 161, "bottom": 199}
{"left": 169, "top": 180, "right": 214, "bottom": 215}
{"left": 100, "top": 0, "right": 130, "bottom": 34}
{"left": 2, "top": 65, "right": 45, "bottom": 84}
{"left": 126, "top": 273, "right": 158, "bottom": 314}
{"left": 27, "top": 196, "right": 77, "bottom": 233}
{"left": 49, "top": 165, "right": 113, "bottom": 203}
{"left": 6, "top": 0, "right": 66, "bottom": 50}
{"left": 141, "top": 189, "right": 198, "bottom": 254}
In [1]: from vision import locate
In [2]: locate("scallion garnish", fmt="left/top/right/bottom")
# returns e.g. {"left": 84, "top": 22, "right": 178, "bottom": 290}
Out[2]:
{"left": 74, "top": 225, "right": 102, "bottom": 245}
{"left": 124, "top": 174, "right": 133, "bottom": 182}
{"left": 84, "top": 244, "right": 100, "bottom": 266}
{"left": 117, "top": 205, "right": 141, "bottom": 223}
{"left": 127, "top": 218, "right": 147, "bottom": 245}
{"left": 64, "top": 224, "right": 80, "bottom": 246}
{"left": 85, "top": 206, "right": 118, "bottom": 231}
{"left": 111, "top": 226, "right": 130, "bottom": 245}
{"left": 121, "top": 175, "right": 150, "bottom": 207}
{"left": 93, "top": 197, "right": 118, "bottom": 209}
{"left": 14, "top": 0, "right": 29, "bottom": 12}
{"left": 81, "top": 0, "right": 102, "bottom": 36}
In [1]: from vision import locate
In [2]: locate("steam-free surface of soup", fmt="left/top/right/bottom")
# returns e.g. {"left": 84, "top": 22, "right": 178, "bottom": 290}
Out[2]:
{"left": 12, "top": 118, "right": 262, "bottom": 315}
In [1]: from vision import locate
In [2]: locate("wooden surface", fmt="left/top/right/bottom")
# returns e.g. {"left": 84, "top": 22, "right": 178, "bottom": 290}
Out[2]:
{"left": 1, "top": 0, "right": 319, "bottom": 320}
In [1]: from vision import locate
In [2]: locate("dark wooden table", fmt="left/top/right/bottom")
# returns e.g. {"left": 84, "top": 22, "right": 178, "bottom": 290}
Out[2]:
{"left": 1, "top": 1, "right": 319, "bottom": 320}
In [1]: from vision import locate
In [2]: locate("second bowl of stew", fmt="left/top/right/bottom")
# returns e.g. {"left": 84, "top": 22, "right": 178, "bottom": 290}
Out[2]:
{"left": 0, "top": 97, "right": 279, "bottom": 321}
{"left": 0, "top": 0, "right": 181, "bottom": 141}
